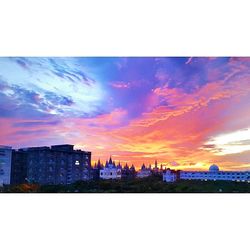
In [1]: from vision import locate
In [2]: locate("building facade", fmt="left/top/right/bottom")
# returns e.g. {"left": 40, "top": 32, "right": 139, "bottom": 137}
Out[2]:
{"left": 121, "top": 163, "right": 136, "bottom": 180}
{"left": 92, "top": 159, "right": 104, "bottom": 180}
{"left": 11, "top": 149, "right": 28, "bottom": 185}
{"left": 163, "top": 164, "right": 250, "bottom": 183}
{"left": 0, "top": 146, "right": 12, "bottom": 186}
{"left": 100, "top": 157, "right": 121, "bottom": 179}
{"left": 137, "top": 163, "right": 152, "bottom": 178}
{"left": 163, "top": 169, "right": 178, "bottom": 182}
{"left": 24, "top": 144, "right": 92, "bottom": 185}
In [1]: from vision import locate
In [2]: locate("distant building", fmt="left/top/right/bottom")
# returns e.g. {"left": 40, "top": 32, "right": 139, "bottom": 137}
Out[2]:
{"left": 100, "top": 157, "right": 121, "bottom": 179}
{"left": 163, "top": 164, "right": 250, "bottom": 183}
{"left": 92, "top": 159, "right": 104, "bottom": 180}
{"left": 0, "top": 145, "right": 12, "bottom": 186}
{"left": 11, "top": 149, "right": 28, "bottom": 185}
{"left": 163, "top": 168, "right": 178, "bottom": 182}
{"left": 23, "top": 144, "right": 92, "bottom": 185}
{"left": 152, "top": 160, "right": 164, "bottom": 177}
{"left": 152, "top": 160, "right": 159, "bottom": 172}
{"left": 121, "top": 163, "right": 136, "bottom": 180}
{"left": 129, "top": 165, "right": 136, "bottom": 178}
{"left": 137, "top": 163, "right": 152, "bottom": 178}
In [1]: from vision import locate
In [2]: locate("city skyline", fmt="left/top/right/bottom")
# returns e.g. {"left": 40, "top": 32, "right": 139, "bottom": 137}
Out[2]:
{"left": 1, "top": 57, "right": 250, "bottom": 171}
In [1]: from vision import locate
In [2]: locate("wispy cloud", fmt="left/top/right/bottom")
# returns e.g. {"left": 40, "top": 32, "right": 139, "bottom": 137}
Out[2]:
{"left": 1, "top": 57, "right": 250, "bottom": 170}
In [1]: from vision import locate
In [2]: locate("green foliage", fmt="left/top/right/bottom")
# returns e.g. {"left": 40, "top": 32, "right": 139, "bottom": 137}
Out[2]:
{"left": 1, "top": 176, "right": 250, "bottom": 193}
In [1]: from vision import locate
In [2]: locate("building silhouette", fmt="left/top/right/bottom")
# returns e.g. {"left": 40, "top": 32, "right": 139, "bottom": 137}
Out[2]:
{"left": 11, "top": 149, "right": 28, "bottom": 185}
{"left": 137, "top": 163, "right": 152, "bottom": 178}
{"left": 0, "top": 145, "right": 12, "bottom": 186}
{"left": 12, "top": 144, "right": 92, "bottom": 185}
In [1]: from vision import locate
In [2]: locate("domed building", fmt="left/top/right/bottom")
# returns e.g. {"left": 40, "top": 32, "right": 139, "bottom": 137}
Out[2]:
{"left": 209, "top": 164, "right": 219, "bottom": 172}
{"left": 163, "top": 164, "right": 250, "bottom": 183}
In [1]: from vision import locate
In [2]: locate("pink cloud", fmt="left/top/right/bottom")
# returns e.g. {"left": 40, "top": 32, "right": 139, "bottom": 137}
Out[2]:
{"left": 111, "top": 82, "right": 130, "bottom": 89}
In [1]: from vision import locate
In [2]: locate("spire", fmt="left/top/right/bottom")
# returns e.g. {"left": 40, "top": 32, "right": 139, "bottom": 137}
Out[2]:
{"left": 97, "top": 159, "right": 102, "bottom": 169}
{"left": 130, "top": 164, "right": 135, "bottom": 171}
{"left": 117, "top": 161, "right": 122, "bottom": 169}
{"left": 141, "top": 163, "right": 146, "bottom": 170}
{"left": 105, "top": 160, "right": 109, "bottom": 168}
{"left": 109, "top": 156, "right": 112, "bottom": 164}
{"left": 155, "top": 160, "right": 158, "bottom": 168}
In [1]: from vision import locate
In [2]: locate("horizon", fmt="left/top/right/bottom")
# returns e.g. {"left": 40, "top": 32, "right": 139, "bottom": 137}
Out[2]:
{"left": 1, "top": 57, "right": 250, "bottom": 171}
{"left": 5, "top": 143, "right": 239, "bottom": 171}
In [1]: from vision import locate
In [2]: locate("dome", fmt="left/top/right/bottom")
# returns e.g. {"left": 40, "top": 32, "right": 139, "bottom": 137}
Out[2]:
{"left": 209, "top": 164, "right": 219, "bottom": 172}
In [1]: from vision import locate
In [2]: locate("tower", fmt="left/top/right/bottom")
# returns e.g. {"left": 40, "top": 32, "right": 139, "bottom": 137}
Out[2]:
{"left": 155, "top": 160, "right": 158, "bottom": 169}
{"left": 109, "top": 156, "right": 112, "bottom": 165}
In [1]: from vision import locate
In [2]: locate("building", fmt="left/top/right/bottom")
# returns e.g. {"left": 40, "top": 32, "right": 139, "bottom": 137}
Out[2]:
{"left": 137, "top": 163, "right": 152, "bottom": 178}
{"left": 0, "top": 145, "right": 12, "bottom": 186}
{"left": 152, "top": 160, "right": 159, "bottom": 173}
{"left": 163, "top": 164, "right": 250, "bottom": 183}
{"left": 23, "top": 144, "right": 92, "bottom": 185}
{"left": 163, "top": 168, "right": 179, "bottom": 182}
{"left": 121, "top": 163, "right": 136, "bottom": 180}
{"left": 100, "top": 157, "right": 121, "bottom": 179}
{"left": 92, "top": 159, "right": 104, "bottom": 180}
{"left": 151, "top": 160, "right": 164, "bottom": 177}
{"left": 11, "top": 149, "right": 28, "bottom": 185}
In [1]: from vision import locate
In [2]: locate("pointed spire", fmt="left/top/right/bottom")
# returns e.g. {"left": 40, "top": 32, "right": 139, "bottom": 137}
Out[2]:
{"left": 96, "top": 159, "right": 102, "bottom": 169}
{"left": 109, "top": 156, "right": 112, "bottom": 164}
{"left": 97, "top": 158, "right": 101, "bottom": 168}
{"left": 130, "top": 164, "right": 135, "bottom": 171}
{"left": 141, "top": 163, "right": 146, "bottom": 170}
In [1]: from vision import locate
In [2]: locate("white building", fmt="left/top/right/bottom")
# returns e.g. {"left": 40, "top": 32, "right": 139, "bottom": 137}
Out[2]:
{"left": 162, "top": 169, "right": 178, "bottom": 182}
{"left": 163, "top": 164, "right": 250, "bottom": 183}
{"left": 100, "top": 157, "right": 121, "bottom": 180}
{"left": 137, "top": 163, "right": 152, "bottom": 178}
{"left": 0, "top": 145, "right": 12, "bottom": 186}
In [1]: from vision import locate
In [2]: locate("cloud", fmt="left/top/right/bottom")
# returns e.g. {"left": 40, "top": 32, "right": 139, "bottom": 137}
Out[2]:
{"left": 14, "top": 129, "right": 48, "bottom": 135}
{"left": 1, "top": 57, "right": 250, "bottom": 170}
{"left": 111, "top": 82, "right": 130, "bottom": 89}
{"left": 0, "top": 57, "right": 108, "bottom": 118}
{"left": 13, "top": 120, "right": 61, "bottom": 127}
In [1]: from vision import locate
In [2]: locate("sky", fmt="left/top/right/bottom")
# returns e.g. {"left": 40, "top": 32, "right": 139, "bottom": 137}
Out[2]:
{"left": 1, "top": 57, "right": 250, "bottom": 171}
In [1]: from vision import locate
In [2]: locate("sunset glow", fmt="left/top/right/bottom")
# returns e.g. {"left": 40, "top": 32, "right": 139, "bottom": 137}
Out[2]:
{"left": 1, "top": 57, "right": 250, "bottom": 170}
